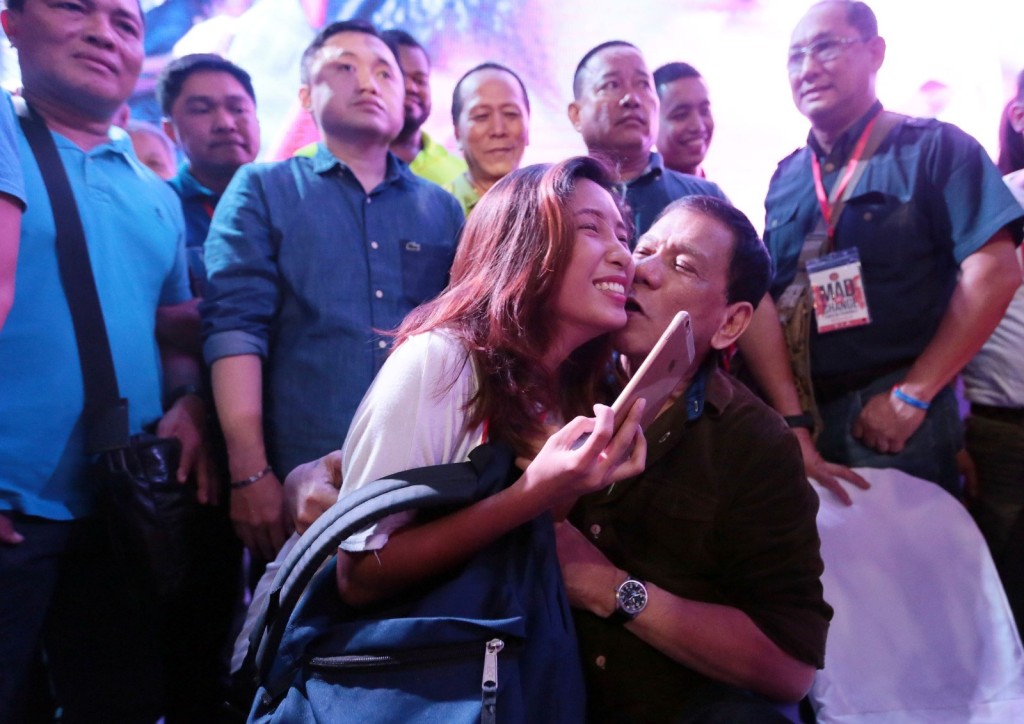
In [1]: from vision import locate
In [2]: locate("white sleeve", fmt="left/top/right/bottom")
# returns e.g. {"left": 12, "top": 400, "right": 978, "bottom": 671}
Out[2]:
{"left": 337, "top": 331, "right": 484, "bottom": 551}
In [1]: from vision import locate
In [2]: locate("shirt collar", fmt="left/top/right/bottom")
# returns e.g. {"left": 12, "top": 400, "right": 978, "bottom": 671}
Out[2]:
{"left": 170, "top": 163, "right": 216, "bottom": 200}
{"left": 624, "top": 151, "right": 665, "bottom": 189}
{"left": 312, "top": 142, "right": 412, "bottom": 189}
{"left": 419, "top": 131, "right": 443, "bottom": 158}
{"left": 807, "top": 100, "right": 884, "bottom": 161}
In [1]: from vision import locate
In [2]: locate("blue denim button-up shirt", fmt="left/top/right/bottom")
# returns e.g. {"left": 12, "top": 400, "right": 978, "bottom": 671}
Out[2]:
{"left": 619, "top": 152, "right": 727, "bottom": 238}
{"left": 201, "top": 145, "right": 464, "bottom": 475}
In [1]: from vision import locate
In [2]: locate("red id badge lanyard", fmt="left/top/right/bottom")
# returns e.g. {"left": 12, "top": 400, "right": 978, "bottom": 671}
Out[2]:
{"left": 809, "top": 109, "right": 882, "bottom": 242}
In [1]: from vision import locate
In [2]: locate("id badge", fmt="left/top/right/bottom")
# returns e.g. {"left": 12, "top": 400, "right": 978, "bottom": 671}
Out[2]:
{"left": 806, "top": 247, "right": 871, "bottom": 333}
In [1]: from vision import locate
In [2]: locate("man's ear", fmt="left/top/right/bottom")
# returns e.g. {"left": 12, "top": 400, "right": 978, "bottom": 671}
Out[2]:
{"left": 867, "top": 35, "right": 886, "bottom": 73}
{"left": 297, "top": 85, "right": 312, "bottom": 115}
{"left": 162, "top": 119, "right": 178, "bottom": 146}
{"left": 1010, "top": 102, "right": 1024, "bottom": 135}
{"left": 710, "top": 301, "right": 754, "bottom": 351}
{"left": 2, "top": 9, "right": 17, "bottom": 43}
{"left": 567, "top": 101, "right": 582, "bottom": 133}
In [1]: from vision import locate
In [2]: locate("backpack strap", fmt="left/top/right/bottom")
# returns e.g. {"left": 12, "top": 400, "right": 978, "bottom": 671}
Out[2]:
{"left": 244, "top": 442, "right": 515, "bottom": 697}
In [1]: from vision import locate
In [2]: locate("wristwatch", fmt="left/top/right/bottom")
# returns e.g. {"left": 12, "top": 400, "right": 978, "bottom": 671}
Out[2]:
{"left": 608, "top": 574, "right": 648, "bottom": 624}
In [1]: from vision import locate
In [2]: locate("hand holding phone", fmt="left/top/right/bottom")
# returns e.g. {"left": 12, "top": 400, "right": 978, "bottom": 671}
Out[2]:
{"left": 611, "top": 311, "right": 695, "bottom": 431}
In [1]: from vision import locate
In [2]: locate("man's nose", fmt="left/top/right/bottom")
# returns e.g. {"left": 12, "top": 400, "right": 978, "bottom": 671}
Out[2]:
{"left": 632, "top": 255, "right": 659, "bottom": 286}
{"left": 619, "top": 92, "right": 640, "bottom": 108}
{"left": 83, "top": 14, "right": 117, "bottom": 49}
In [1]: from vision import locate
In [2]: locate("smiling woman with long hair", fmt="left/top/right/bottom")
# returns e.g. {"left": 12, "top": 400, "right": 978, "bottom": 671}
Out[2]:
{"left": 326, "top": 155, "right": 645, "bottom": 719}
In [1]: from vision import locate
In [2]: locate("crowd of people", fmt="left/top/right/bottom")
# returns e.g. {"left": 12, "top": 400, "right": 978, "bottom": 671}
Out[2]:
{"left": 0, "top": 0, "right": 1022, "bottom": 722}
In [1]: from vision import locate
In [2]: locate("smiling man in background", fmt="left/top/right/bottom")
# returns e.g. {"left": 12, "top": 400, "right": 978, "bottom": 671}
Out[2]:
{"left": 568, "top": 40, "right": 725, "bottom": 236}
{"left": 445, "top": 61, "right": 530, "bottom": 215}
{"left": 653, "top": 61, "right": 714, "bottom": 178}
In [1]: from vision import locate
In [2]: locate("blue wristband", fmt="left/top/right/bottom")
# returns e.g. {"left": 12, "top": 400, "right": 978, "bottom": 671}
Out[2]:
{"left": 892, "top": 386, "right": 930, "bottom": 411}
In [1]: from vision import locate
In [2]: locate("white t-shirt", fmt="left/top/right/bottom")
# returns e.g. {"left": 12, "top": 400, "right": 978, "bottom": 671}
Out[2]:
{"left": 961, "top": 173, "right": 1024, "bottom": 408}
{"left": 338, "top": 330, "right": 486, "bottom": 551}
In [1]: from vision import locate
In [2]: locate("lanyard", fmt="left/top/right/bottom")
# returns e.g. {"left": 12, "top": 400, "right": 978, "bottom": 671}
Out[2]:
{"left": 810, "top": 109, "right": 882, "bottom": 240}
{"left": 202, "top": 199, "right": 216, "bottom": 219}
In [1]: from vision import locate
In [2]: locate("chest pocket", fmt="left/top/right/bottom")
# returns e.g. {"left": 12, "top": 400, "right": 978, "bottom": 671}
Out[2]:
{"left": 628, "top": 470, "right": 719, "bottom": 576}
{"left": 764, "top": 202, "right": 803, "bottom": 289}
{"left": 839, "top": 190, "right": 917, "bottom": 269}
{"left": 400, "top": 239, "right": 455, "bottom": 307}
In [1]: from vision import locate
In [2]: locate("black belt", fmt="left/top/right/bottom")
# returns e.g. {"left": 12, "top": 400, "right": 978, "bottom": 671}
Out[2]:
{"left": 814, "top": 358, "right": 916, "bottom": 405}
{"left": 971, "top": 403, "right": 1024, "bottom": 425}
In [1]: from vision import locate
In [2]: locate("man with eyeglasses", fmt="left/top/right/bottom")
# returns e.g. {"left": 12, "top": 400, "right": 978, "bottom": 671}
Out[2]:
{"left": 737, "top": 0, "right": 1023, "bottom": 498}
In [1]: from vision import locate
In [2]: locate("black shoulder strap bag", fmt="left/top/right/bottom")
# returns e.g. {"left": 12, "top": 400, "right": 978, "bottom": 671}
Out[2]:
{"left": 18, "top": 103, "right": 196, "bottom": 598}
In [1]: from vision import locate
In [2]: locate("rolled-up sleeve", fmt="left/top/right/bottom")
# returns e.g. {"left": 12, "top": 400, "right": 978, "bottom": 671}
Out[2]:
{"left": 200, "top": 164, "right": 281, "bottom": 364}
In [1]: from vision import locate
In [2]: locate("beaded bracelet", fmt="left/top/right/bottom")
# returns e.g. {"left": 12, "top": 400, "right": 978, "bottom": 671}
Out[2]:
{"left": 891, "top": 386, "right": 930, "bottom": 411}
{"left": 231, "top": 465, "right": 274, "bottom": 490}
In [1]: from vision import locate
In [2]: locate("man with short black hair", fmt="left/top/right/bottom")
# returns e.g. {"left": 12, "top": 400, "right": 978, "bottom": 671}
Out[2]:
{"left": 653, "top": 61, "right": 714, "bottom": 178}
{"left": 0, "top": 0, "right": 208, "bottom": 719}
{"left": 202, "top": 19, "right": 463, "bottom": 560}
{"left": 568, "top": 41, "right": 725, "bottom": 236}
{"left": 445, "top": 62, "right": 530, "bottom": 216}
{"left": 561, "top": 196, "right": 831, "bottom": 722}
{"left": 382, "top": 28, "right": 465, "bottom": 185}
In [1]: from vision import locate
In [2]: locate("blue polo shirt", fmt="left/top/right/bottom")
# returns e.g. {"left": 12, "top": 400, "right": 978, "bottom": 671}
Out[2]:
{"left": 201, "top": 144, "right": 464, "bottom": 477}
{"left": 621, "top": 152, "right": 727, "bottom": 237}
{"left": 764, "top": 102, "right": 1024, "bottom": 379}
{"left": 0, "top": 93, "right": 24, "bottom": 205}
{"left": 168, "top": 163, "right": 218, "bottom": 250}
{"left": 0, "top": 92, "right": 190, "bottom": 520}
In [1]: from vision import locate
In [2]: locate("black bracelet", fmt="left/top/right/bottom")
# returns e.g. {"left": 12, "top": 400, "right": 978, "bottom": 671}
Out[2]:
{"left": 783, "top": 413, "right": 816, "bottom": 431}
{"left": 231, "top": 465, "right": 273, "bottom": 490}
{"left": 165, "top": 383, "right": 204, "bottom": 410}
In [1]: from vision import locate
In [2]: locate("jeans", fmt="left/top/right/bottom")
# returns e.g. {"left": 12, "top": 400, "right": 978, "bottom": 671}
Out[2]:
{"left": 965, "top": 411, "right": 1024, "bottom": 630}
{"left": 816, "top": 368, "right": 963, "bottom": 495}
{"left": 0, "top": 512, "right": 163, "bottom": 723}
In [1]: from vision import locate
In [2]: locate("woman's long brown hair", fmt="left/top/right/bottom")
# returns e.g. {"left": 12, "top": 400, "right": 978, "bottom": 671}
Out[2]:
{"left": 394, "top": 156, "right": 629, "bottom": 455}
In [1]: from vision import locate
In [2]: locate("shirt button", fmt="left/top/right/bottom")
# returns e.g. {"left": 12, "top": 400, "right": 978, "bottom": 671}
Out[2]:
{"left": 863, "top": 212, "right": 873, "bottom": 221}
{"left": 370, "top": 241, "right": 379, "bottom": 250}
{"left": 824, "top": 162, "right": 835, "bottom": 173}
{"left": 595, "top": 655, "right": 607, "bottom": 669}
{"left": 375, "top": 289, "right": 384, "bottom": 299}
{"left": 378, "top": 340, "right": 387, "bottom": 349}
{"left": 658, "top": 431, "right": 672, "bottom": 444}
{"left": 589, "top": 524, "right": 601, "bottom": 538}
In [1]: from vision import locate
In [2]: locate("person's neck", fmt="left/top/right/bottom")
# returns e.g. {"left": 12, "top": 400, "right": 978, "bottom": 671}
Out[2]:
{"left": 591, "top": 145, "right": 650, "bottom": 183}
{"left": 390, "top": 127, "right": 423, "bottom": 164}
{"left": 24, "top": 88, "right": 113, "bottom": 151}
{"left": 188, "top": 164, "right": 238, "bottom": 195}
{"left": 810, "top": 97, "right": 879, "bottom": 154}
{"left": 464, "top": 170, "right": 495, "bottom": 196}
{"left": 324, "top": 135, "right": 391, "bottom": 193}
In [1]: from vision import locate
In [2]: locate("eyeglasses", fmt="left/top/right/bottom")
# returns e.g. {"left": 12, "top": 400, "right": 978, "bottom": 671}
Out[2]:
{"left": 787, "top": 37, "right": 866, "bottom": 71}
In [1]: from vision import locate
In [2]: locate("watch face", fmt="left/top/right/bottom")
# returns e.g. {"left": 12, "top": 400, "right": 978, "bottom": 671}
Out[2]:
{"left": 617, "top": 580, "right": 648, "bottom": 615}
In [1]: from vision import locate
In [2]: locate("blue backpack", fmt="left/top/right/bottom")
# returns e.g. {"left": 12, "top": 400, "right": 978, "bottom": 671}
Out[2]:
{"left": 240, "top": 443, "right": 586, "bottom": 723}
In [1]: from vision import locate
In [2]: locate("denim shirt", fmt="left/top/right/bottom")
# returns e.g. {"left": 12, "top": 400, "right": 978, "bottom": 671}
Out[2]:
{"left": 619, "top": 152, "right": 727, "bottom": 238}
{"left": 201, "top": 145, "right": 464, "bottom": 475}
{"left": 764, "top": 102, "right": 1024, "bottom": 379}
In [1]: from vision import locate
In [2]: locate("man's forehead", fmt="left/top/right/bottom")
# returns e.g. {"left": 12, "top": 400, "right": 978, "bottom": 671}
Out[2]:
{"left": 661, "top": 77, "right": 709, "bottom": 106}
{"left": 463, "top": 69, "right": 524, "bottom": 103}
{"left": 790, "top": 4, "right": 854, "bottom": 46}
{"left": 180, "top": 70, "right": 249, "bottom": 97}
{"left": 318, "top": 32, "right": 396, "bottom": 65}
{"left": 585, "top": 46, "right": 649, "bottom": 79}
{"left": 642, "top": 210, "right": 716, "bottom": 254}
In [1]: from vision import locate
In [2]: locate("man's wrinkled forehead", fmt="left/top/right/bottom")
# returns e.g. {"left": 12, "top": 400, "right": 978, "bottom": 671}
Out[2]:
{"left": 790, "top": 3, "right": 854, "bottom": 48}
{"left": 585, "top": 46, "right": 649, "bottom": 82}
